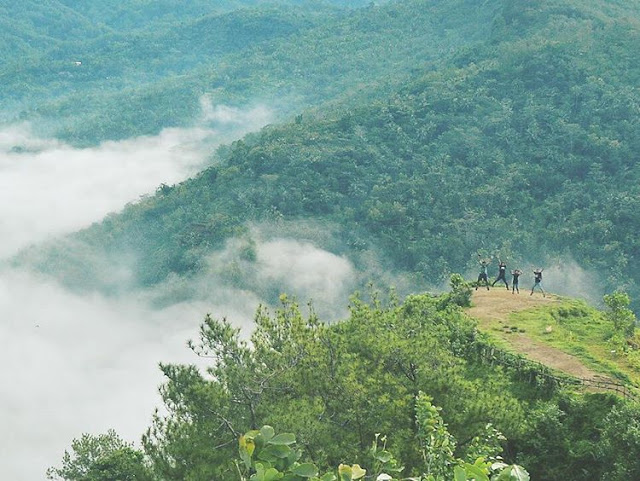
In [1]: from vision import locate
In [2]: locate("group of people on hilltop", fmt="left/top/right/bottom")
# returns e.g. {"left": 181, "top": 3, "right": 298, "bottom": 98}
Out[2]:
{"left": 476, "top": 255, "right": 545, "bottom": 297}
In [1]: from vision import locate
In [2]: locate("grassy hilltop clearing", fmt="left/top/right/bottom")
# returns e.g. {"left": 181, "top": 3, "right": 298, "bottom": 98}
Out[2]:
{"left": 469, "top": 288, "right": 640, "bottom": 385}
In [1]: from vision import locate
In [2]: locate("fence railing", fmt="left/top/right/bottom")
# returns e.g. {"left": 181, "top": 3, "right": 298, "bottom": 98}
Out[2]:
{"left": 466, "top": 338, "right": 638, "bottom": 402}
{"left": 562, "top": 376, "right": 637, "bottom": 401}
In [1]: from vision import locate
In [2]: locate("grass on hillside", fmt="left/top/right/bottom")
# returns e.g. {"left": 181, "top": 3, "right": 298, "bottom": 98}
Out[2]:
{"left": 483, "top": 297, "right": 640, "bottom": 385}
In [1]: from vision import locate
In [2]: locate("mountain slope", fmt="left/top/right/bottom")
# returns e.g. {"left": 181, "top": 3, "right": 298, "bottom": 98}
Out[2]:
{"left": 0, "top": 0, "right": 109, "bottom": 55}
{"left": 1, "top": 0, "right": 497, "bottom": 144}
{"left": 19, "top": 0, "right": 640, "bottom": 311}
{"left": 54, "top": 0, "right": 377, "bottom": 31}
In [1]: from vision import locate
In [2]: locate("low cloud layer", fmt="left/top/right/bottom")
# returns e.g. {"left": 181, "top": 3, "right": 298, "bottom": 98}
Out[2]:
{"left": 0, "top": 104, "right": 272, "bottom": 259}
{"left": 0, "top": 103, "right": 274, "bottom": 481}
{"left": 540, "top": 258, "right": 603, "bottom": 304}
{"left": 257, "top": 238, "right": 356, "bottom": 307}
{"left": 146, "top": 232, "right": 360, "bottom": 325}
{"left": 0, "top": 268, "right": 249, "bottom": 481}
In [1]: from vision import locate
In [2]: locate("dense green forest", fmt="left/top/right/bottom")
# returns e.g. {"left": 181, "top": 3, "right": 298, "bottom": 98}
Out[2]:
{"left": 20, "top": 0, "right": 640, "bottom": 310}
{"left": 8, "top": 0, "right": 640, "bottom": 479}
{"left": 45, "top": 290, "right": 640, "bottom": 480}
{"left": 1, "top": 0, "right": 494, "bottom": 144}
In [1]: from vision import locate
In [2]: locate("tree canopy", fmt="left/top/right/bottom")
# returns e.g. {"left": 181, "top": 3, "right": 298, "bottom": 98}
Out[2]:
{"left": 48, "top": 290, "right": 640, "bottom": 480}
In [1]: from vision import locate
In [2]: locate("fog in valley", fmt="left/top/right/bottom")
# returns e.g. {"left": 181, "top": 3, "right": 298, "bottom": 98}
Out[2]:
{"left": 0, "top": 104, "right": 282, "bottom": 481}
{"left": 0, "top": 101, "right": 273, "bottom": 258}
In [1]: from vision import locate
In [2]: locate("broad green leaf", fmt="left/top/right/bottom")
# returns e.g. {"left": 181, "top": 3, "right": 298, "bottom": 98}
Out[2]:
{"left": 454, "top": 466, "right": 468, "bottom": 481}
{"left": 250, "top": 463, "right": 266, "bottom": 481}
{"left": 320, "top": 473, "right": 338, "bottom": 481}
{"left": 493, "top": 465, "right": 530, "bottom": 481}
{"left": 269, "top": 433, "right": 296, "bottom": 445}
{"left": 264, "top": 467, "right": 283, "bottom": 481}
{"left": 258, "top": 444, "right": 292, "bottom": 461}
{"left": 351, "top": 464, "right": 366, "bottom": 480}
{"left": 292, "top": 463, "right": 319, "bottom": 478}
{"left": 286, "top": 447, "right": 301, "bottom": 466}
{"left": 338, "top": 464, "right": 352, "bottom": 481}
{"left": 465, "top": 463, "right": 489, "bottom": 481}
{"left": 374, "top": 450, "right": 392, "bottom": 463}
{"left": 509, "top": 465, "right": 530, "bottom": 481}
{"left": 376, "top": 473, "right": 393, "bottom": 481}
{"left": 257, "top": 448, "right": 277, "bottom": 463}
{"left": 260, "top": 426, "right": 275, "bottom": 442}
{"left": 254, "top": 433, "right": 266, "bottom": 450}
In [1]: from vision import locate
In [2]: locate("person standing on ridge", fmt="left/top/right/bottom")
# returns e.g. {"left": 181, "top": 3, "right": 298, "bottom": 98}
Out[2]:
{"left": 530, "top": 268, "right": 545, "bottom": 297}
{"left": 492, "top": 259, "right": 509, "bottom": 289}
{"left": 511, "top": 269, "right": 522, "bottom": 294}
{"left": 476, "top": 255, "right": 490, "bottom": 291}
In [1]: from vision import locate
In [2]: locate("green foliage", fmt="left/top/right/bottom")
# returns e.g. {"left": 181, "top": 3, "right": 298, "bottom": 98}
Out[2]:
{"left": 509, "top": 392, "right": 640, "bottom": 481}
{"left": 46, "top": 430, "right": 151, "bottom": 481}
{"left": 465, "top": 424, "right": 506, "bottom": 466}
{"left": 445, "top": 274, "right": 473, "bottom": 308}
{"left": 597, "top": 403, "right": 640, "bottom": 480}
{"left": 414, "top": 392, "right": 527, "bottom": 481}
{"left": 236, "top": 413, "right": 528, "bottom": 481}
{"left": 416, "top": 393, "right": 457, "bottom": 480}
{"left": 2, "top": 0, "right": 496, "bottom": 144}
{"left": 50, "top": 291, "right": 640, "bottom": 481}
{"left": 368, "top": 433, "right": 405, "bottom": 480}
{"left": 137, "top": 293, "right": 531, "bottom": 479}
{"left": 604, "top": 291, "right": 637, "bottom": 339}
{"left": 237, "top": 425, "right": 367, "bottom": 481}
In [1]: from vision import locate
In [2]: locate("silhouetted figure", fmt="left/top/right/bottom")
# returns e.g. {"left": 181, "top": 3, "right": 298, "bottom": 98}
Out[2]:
{"left": 476, "top": 256, "right": 490, "bottom": 291}
{"left": 530, "top": 268, "right": 545, "bottom": 297}
{"left": 492, "top": 260, "right": 509, "bottom": 289}
{"left": 511, "top": 269, "right": 522, "bottom": 294}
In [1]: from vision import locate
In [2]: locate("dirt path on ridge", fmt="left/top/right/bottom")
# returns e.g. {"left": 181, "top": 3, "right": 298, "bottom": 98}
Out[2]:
{"left": 468, "top": 288, "right": 609, "bottom": 380}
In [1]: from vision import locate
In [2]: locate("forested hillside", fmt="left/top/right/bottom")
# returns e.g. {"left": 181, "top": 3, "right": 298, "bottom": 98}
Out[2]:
{"left": 45, "top": 290, "right": 640, "bottom": 481}
{"left": 21, "top": 0, "right": 640, "bottom": 310}
{"left": 1, "top": 0, "right": 495, "bottom": 144}
{"left": 3, "top": 0, "right": 376, "bottom": 39}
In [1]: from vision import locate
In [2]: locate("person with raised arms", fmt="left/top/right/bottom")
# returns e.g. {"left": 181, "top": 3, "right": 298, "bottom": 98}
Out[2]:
{"left": 511, "top": 268, "right": 522, "bottom": 294}
{"left": 476, "top": 254, "right": 491, "bottom": 291}
{"left": 492, "top": 259, "right": 509, "bottom": 289}
{"left": 531, "top": 268, "right": 545, "bottom": 297}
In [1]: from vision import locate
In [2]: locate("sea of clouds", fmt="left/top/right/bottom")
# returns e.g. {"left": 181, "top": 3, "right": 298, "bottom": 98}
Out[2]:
{"left": 0, "top": 105, "right": 290, "bottom": 481}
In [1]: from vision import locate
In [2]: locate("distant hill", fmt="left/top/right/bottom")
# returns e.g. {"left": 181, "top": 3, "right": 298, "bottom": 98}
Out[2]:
{"left": 1, "top": 0, "right": 496, "bottom": 144}
{"left": 0, "top": 0, "right": 108, "bottom": 55}
{"left": 54, "top": 0, "right": 378, "bottom": 31}
{"left": 3, "top": 0, "right": 374, "bottom": 37}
